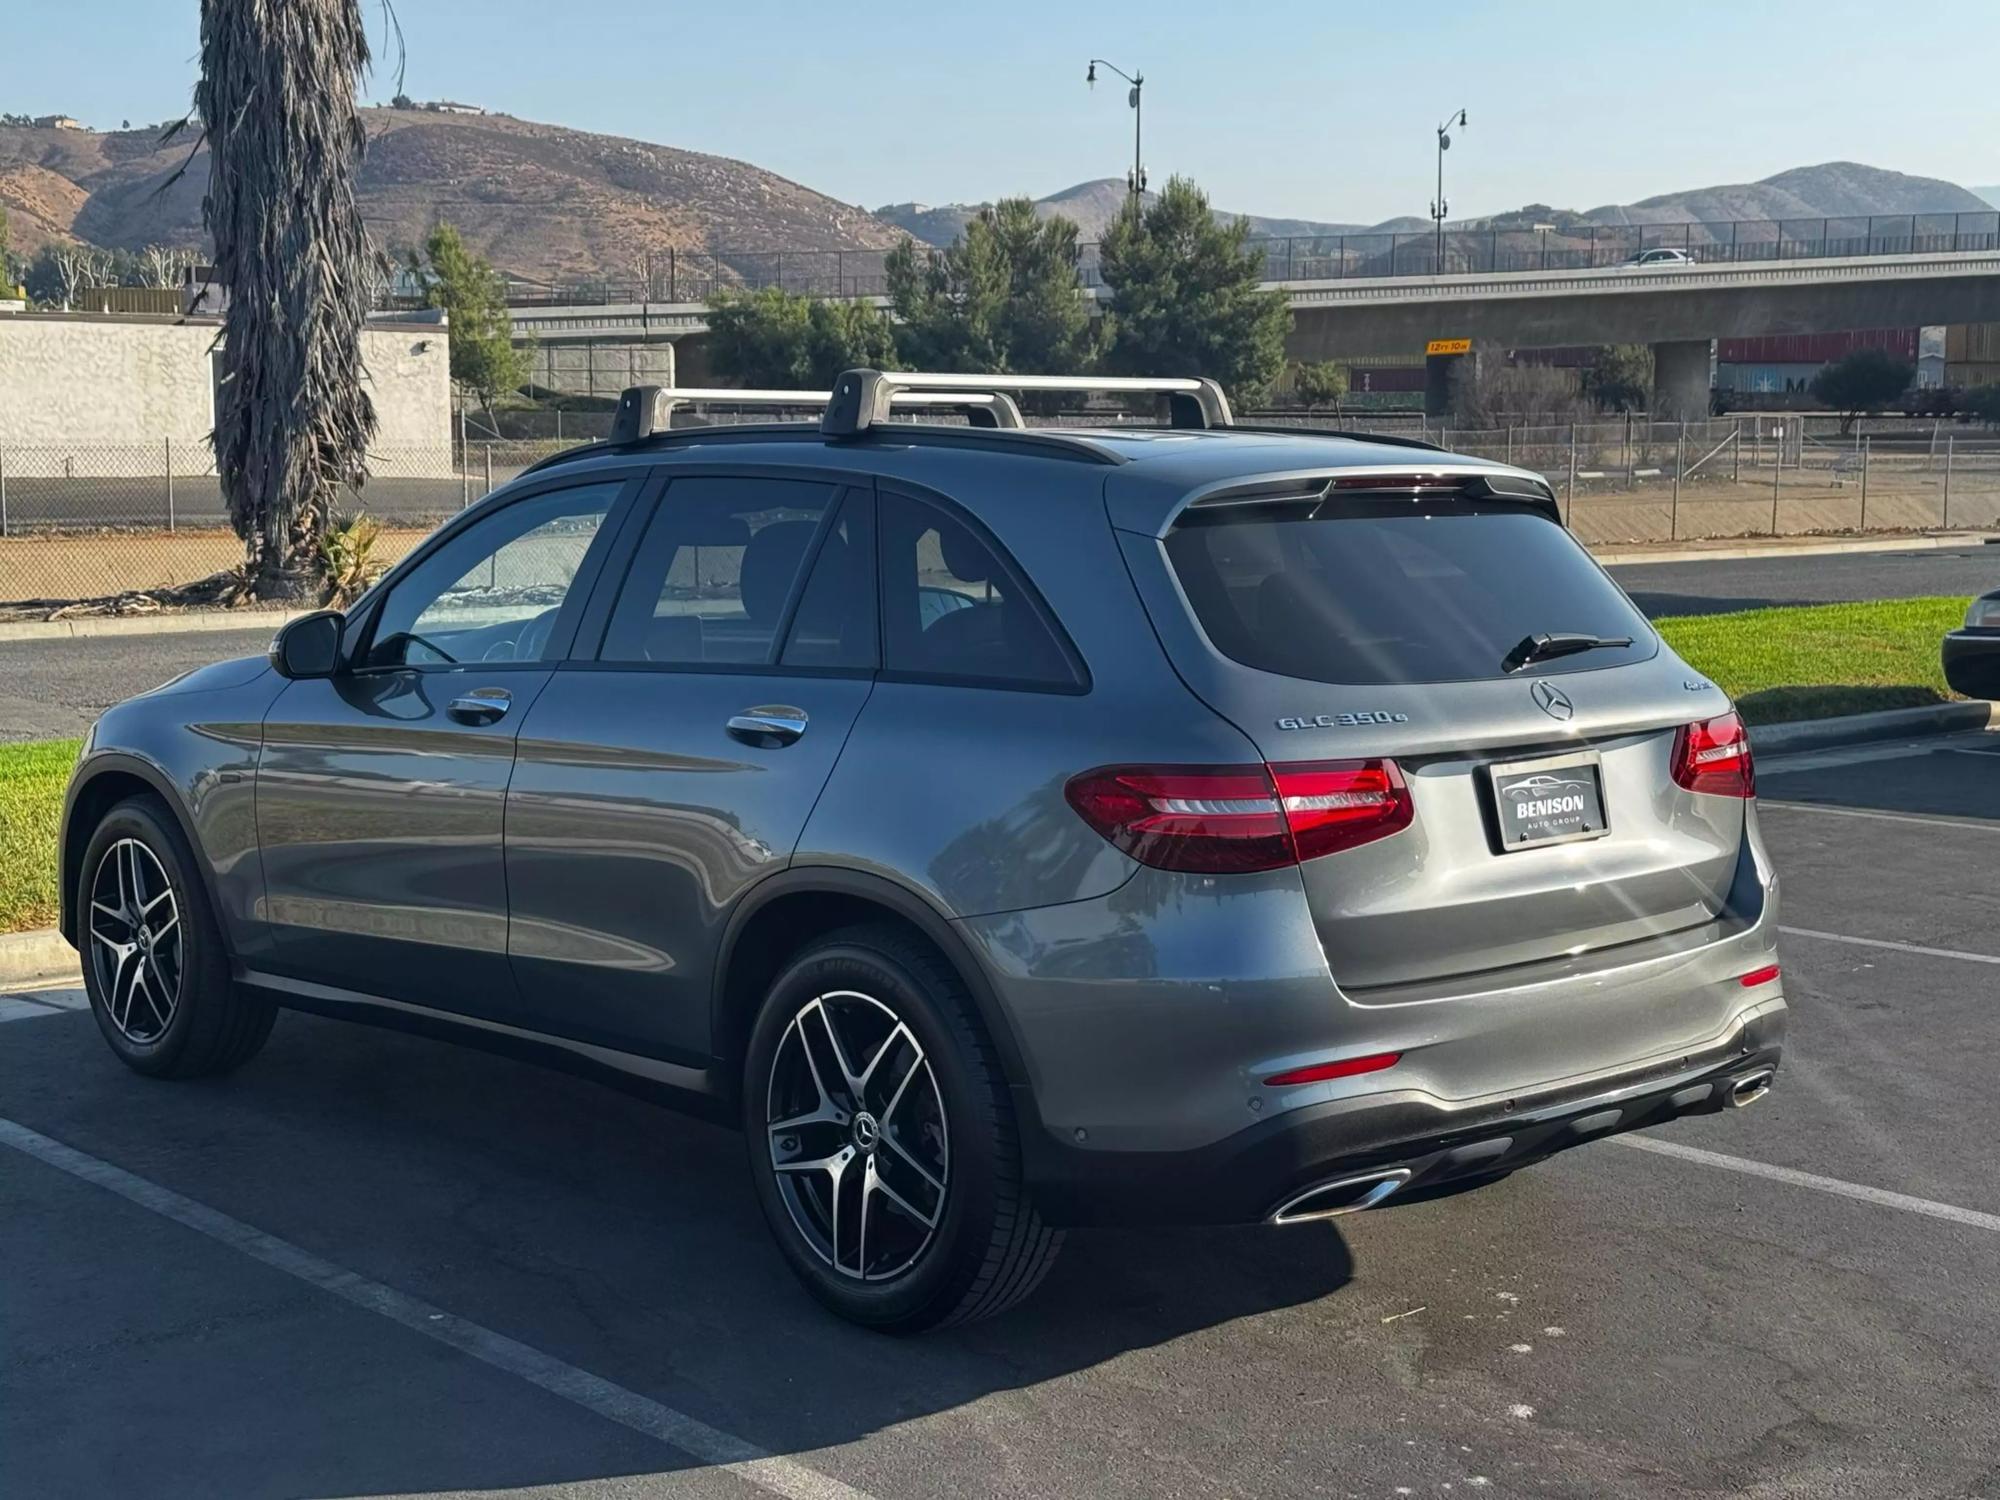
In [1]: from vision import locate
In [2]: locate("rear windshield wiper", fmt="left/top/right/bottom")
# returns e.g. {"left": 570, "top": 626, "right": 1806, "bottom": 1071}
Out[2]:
{"left": 1502, "top": 630, "right": 1634, "bottom": 673}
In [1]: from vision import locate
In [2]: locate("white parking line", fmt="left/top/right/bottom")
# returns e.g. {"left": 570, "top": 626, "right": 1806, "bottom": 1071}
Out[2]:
{"left": 1613, "top": 1135, "right": 2000, "bottom": 1236}
{"left": 0, "top": 1117, "right": 876, "bottom": 1500}
{"left": 1779, "top": 925, "right": 2000, "bottom": 966}
{"left": 1760, "top": 801, "right": 2000, "bottom": 835}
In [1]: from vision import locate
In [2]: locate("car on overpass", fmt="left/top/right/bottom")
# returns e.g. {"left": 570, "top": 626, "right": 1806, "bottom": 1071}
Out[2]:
{"left": 56, "top": 369, "right": 1785, "bottom": 1332}
{"left": 1621, "top": 247, "right": 1697, "bottom": 269}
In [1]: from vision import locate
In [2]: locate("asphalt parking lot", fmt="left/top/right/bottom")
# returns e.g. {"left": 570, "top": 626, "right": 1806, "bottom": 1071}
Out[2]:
{"left": 4, "top": 730, "right": 1998, "bottom": 1499}
{"left": 1607, "top": 543, "right": 1998, "bottom": 617}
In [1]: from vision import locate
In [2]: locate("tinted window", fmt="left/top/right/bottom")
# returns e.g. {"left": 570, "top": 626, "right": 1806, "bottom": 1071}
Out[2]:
{"left": 878, "top": 492, "right": 1078, "bottom": 690}
{"left": 1165, "top": 508, "right": 1654, "bottom": 685}
{"left": 780, "top": 499, "right": 877, "bottom": 671}
{"left": 366, "top": 482, "right": 621, "bottom": 668}
{"left": 600, "top": 476, "right": 839, "bottom": 666}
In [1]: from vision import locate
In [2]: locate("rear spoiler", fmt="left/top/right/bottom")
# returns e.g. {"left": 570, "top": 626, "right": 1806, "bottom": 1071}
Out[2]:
{"left": 1171, "top": 466, "right": 1562, "bottom": 531}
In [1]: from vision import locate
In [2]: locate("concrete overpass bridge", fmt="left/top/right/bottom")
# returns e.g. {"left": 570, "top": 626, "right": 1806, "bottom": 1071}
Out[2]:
{"left": 511, "top": 248, "right": 2000, "bottom": 414}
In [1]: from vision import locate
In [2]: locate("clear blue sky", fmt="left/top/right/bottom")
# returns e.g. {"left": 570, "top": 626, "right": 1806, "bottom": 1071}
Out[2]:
{"left": 6, "top": 0, "right": 1997, "bottom": 223}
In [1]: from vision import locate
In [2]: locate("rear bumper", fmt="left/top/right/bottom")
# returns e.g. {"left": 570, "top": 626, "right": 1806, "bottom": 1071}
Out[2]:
{"left": 1019, "top": 999, "right": 1785, "bottom": 1227}
{"left": 1942, "top": 629, "right": 2000, "bottom": 700}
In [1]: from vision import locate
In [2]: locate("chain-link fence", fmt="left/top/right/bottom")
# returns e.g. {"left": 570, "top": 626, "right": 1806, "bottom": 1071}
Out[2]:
{"left": 0, "top": 441, "right": 561, "bottom": 607}
{"left": 8, "top": 421, "right": 2000, "bottom": 608}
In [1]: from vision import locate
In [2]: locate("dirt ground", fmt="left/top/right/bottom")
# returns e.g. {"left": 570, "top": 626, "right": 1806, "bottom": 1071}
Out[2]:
{"left": 0, "top": 528, "right": 432, "bottom": 604}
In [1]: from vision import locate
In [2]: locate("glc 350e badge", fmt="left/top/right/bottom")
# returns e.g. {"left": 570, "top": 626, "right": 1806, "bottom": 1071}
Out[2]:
{"left": 1276, "top": 710, "right": 1411, "bottom": 730}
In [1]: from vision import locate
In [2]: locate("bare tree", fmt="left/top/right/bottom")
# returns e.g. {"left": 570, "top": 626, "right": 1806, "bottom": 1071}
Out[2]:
{"left": 138, "top": 243, "right": 196, "bottom": 289}
{"left": 186, "top": 0, "right": 380, "bottom": 601}
{"left": 51, "top": 246, "right": 102, "bottom": 308}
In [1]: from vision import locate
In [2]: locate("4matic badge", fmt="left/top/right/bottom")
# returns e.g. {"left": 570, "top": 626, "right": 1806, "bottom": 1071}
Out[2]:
{"left": 1276, "top": 710, "right": 1410, "bottom": 730}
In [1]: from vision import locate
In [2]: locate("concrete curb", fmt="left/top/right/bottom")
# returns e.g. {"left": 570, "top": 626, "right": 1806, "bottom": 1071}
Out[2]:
{"left": 0, "top": 928, "right": 78, "bottom": 988}
{"left": 1750, "top": 699, "right": 2000, "bottom": 757}
{"left": 0, "top": 610, "right": 301, "bottom": 644}
{"left": 1601, "top": 532, "right": 2000, "bottom": 568}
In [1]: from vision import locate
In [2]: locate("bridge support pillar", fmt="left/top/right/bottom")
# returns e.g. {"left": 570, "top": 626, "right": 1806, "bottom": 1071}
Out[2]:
{"left": 1652, "top": 339, "right": 1711, "bottom": 420}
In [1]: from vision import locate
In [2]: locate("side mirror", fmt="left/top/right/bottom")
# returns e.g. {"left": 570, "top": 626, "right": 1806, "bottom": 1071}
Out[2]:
{"left": 269, "top": 610, "right": 345, "bottom": 680}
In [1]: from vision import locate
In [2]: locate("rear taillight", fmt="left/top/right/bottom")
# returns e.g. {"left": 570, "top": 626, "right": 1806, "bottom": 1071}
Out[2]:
{"left": 1672, "top": 712, "right": 1754, "bottom": 798}
{"left": 1064, "top": 760, "right": 1413, "bottom": 874}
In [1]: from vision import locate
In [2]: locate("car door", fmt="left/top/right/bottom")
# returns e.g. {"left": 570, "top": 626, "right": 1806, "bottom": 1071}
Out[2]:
{"left": 255, "top": 474, "right": 639, "bottom": 1012}
{"left": 502, "top": 471, "right": 877, "bottom": 1061}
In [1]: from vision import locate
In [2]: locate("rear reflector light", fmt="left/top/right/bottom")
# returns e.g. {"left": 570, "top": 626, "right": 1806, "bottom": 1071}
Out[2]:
{"left": 1265, "top": 1051, "right": 1403, "bottom": 1087}
{"left": 1737, "top": 963, "right": 1781, "bottom": 987}
{"left": 1672, "top": 712, "right": 1755, "bottom": 798}
{"left": 1064, "top": 760, "right": 1413, "bottom": 874}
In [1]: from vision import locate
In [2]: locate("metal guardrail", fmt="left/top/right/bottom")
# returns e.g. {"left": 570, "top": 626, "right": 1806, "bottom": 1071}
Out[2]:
{"left": 451, "top": 211, "right": 2000, "bottom": 308}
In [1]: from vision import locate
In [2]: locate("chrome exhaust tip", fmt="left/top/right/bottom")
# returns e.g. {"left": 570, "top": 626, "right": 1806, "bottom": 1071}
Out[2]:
{"left": 1726, "top": 1069, "right": 1775, "bottom": 1109}
{"left": 1269, "top": 1168, "right": 1413, "bottom": 1226}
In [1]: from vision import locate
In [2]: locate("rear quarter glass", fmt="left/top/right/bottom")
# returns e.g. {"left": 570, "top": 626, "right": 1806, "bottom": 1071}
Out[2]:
{"left": 1162, "top": 506, "right": 1655, "bottom": 686}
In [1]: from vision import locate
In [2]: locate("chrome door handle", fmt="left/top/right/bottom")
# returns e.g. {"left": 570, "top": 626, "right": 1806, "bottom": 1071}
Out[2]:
{"left": 447, "top": 688, "right": 513, "bottom": 726}
{"left": 726, "top": 706, "right": 808, "bottom": 747}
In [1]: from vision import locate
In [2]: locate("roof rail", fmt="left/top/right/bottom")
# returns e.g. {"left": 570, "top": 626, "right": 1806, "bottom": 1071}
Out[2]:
{"left": 609, "top": 384, "right": 1021, "bottom": 444}
{"left": 821, "top": 370, "right": 1233, "bottom": 439}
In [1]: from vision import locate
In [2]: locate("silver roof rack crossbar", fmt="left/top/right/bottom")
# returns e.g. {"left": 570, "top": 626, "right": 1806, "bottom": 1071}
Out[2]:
{"left": 611, "top": 385, "right": 1022, "bottom": 443}
{"left": 821, "top": 370, "right": 1233, "bottom": 438}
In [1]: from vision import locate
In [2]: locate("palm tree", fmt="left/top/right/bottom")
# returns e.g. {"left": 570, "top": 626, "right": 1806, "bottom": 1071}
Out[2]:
{"left": 192, "top": 0, "right": 378, "bottom": 601}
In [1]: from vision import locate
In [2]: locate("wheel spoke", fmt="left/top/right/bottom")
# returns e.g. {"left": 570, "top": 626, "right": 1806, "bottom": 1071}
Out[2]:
{"left": 878, "top": 1050, "right": 925, "bottom": 1128}
{"left": 141, "top": 885, "right": 175, "bottom": 919}
{"left": 119, "top": 958, "right": 147, "bottom": 1032}
{"left": 871, "top": 1165, "right": 940, "bottom": 1231}
{"left": 772, "top": 1148, "right": 850, "bottom": 1177}
{"left": 858, "top": 1157, "right": 878, "bottom": 1275}
{"left": 148, "top": 912, "right": 179, "bottom": 948}
{"left": 136, "top": 968, "right": 170, "bottom": 1031}
{"left": 144, "top": 954, "right": 176, "bottom": 1027}
{"left": 808, "top": 998, "right": 866, "bottom": 1098}
{"left": 855, "top": 1022, "right": 910, "bottom": 1100}
{"left": 883, "top": 1129, "right": 944, "bottom": 1194}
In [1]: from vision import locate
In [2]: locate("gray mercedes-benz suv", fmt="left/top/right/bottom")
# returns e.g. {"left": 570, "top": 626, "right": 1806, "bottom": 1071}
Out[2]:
{"left": 60, "top": 371, "right": 1784, "bottom": 1331}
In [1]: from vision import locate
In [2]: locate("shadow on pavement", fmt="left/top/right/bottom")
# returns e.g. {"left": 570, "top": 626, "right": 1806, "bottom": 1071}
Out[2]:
{"left": 0, "top": 1007, "right": 1357, "bottom": 1498}
{"left": 1761, "top": 730, "right": 2000, "bottom": 822}
{"left": 1623, "top": 589, "right": 1791, "bottom": 618}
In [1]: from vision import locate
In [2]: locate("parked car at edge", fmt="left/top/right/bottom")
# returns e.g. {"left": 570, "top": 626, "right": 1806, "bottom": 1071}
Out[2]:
{"left": 59, "top": 373, "right": 1785, "bottom": 1331}
{"left": 1943, "top": 590, "right": 2000, "bottom": 699}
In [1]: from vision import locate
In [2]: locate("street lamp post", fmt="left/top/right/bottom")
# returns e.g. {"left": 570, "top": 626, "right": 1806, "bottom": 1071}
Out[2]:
{"left": 1087, "top": 60, "right": 1146, "bottom": 207}
{"left": 1431, "top": 107, "right": 1467, "bottom": 273}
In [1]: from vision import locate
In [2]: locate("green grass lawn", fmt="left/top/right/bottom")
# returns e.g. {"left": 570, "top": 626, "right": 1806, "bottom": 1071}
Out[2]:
{"left": 0, "top": 597, "right": 1972, "bottom": 933}
{"left": 1656, "top": 596, "right": 1967, "bottom": 725}
{"left": 0, "top": 739, "right": 78, "bottom": 935}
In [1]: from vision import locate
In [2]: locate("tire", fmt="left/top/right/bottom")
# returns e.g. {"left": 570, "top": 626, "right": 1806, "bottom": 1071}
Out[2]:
{"left": 742, "top": 923, "right": 1062, "bottom": 1333}
{"left": 77, "top": 795, "right": 276, "bottom": 1079}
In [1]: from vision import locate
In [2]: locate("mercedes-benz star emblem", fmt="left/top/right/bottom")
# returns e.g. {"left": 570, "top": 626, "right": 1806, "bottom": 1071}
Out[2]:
{"left": 1531, "top": 681, "right": 1575, "bottom": 721}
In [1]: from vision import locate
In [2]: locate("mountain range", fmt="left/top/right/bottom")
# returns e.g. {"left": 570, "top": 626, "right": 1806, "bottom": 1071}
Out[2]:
{"left": 0, "top": 106, "right": 1989, "bottom": 281}
{"left": 877, "top": 162, "right": 1995, "bottom": 248}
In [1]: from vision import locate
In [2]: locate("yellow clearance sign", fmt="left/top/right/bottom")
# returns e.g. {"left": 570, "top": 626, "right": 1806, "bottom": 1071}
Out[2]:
{"left": 1426, "top": 338, "right": 1473, "bottom": 356}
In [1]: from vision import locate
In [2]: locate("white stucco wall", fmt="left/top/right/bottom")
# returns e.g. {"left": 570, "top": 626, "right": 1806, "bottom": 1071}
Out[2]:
{"left": 0, "top": 312, "right": 451, "bottom": 477}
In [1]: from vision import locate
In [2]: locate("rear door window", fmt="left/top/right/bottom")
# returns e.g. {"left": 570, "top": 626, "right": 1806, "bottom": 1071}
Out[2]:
{"left": 1164, "top": 506, "right": 1654, "bottom": 685}
{"left": 599, "top": 476, "right": 844, "bottom": 667}
{"left": 878, "top": 491, "right": 1083, "bottom": 691}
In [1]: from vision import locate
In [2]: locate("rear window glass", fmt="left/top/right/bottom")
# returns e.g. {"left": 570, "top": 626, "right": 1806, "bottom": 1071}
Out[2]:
{"left": 1164, "top": 509, "right": 1654, "bottom": 685}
